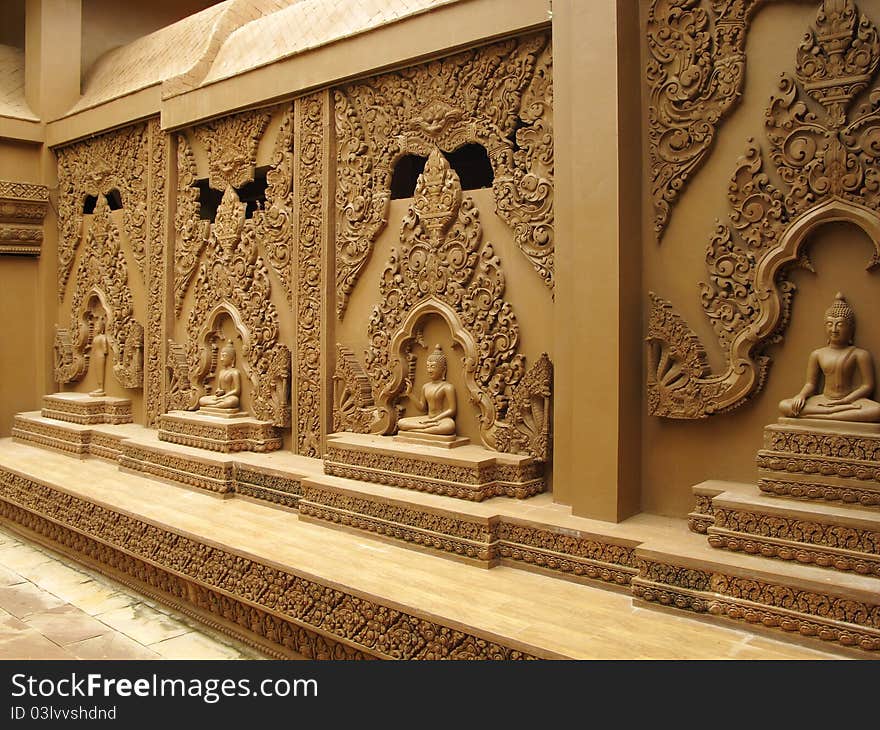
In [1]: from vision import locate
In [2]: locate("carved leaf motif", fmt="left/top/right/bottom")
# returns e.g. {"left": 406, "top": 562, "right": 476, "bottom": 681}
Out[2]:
{"left": 145, "top": 119, "right": 167, "bottom": 426}
{"left": 647, "top": 0, "right": 765, "bottom": 237}
{"left": 334, "top": 32, "right": 553, "bottom": 316}
{"left": 173, "top": 134, "right": 210, "bottom": 316}
{"left": 261, "top": 105, "right": 294, "bottom": 304}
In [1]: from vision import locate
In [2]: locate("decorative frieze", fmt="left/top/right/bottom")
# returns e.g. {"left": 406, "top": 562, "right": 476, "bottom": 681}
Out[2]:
{"left": 0, "top": 466, "right": 547, "bottom": 660}
{"left": 0, "top": 180, "right": 49, "bottom": 256}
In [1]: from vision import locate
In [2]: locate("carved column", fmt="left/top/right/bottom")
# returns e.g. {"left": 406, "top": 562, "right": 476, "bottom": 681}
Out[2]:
{"left": 145, "top": 119, "right": 167, "bottom": 426}
{"left": 293, "top": 92, "right": 331, "bottom": 457}
{"left": 552, "top": 0, "right": 642, "bottom": 521}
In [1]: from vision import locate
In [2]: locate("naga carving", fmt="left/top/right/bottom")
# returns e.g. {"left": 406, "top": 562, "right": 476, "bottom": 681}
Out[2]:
{"left": 56, "top": 124, "right": 150, "bottom": 297}
{"left": 334, "top": 31, "right": 553, "bottom": 316}
{"left": 362, "top": 147, "right": 535, "bottom": 452}
{"left": 54, "top": 195, "right": 143, "bottom": 389}
{"left": 647, "top": 0, "right": 766, "bottom": 238}
{"left": 333, "top": 345, "right": 375, "bottom": 434}
{"left": 648, "top": 0, "right": 880, "bottom": 418}
{"left": 494, "top": 353, "right": 553, "bottom": 462}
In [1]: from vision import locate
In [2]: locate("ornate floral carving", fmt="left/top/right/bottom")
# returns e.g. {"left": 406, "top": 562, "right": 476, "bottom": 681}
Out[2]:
{"left": 146, "top": 119, "right": 167, "bottom": 426}
{"left": 173, "top": 134, "right": 210, "bottom": 317}
{"left": 363, "top": 148, "right": 525, "bottom": 447}
{"left": 166, "top": 339, "right": 196, "bottom": 412}
{"left": 649, "top": 0, "right": 880, "bottom": 418}
{"left": 334, "top": 32, "right": 553, "bottom": 316}
{"left": 293, "top": 94, "right": 326, "bottom": 456}
{"left": 54, "top": 196, "right": 143, "bottom": 389}
{"left": 262, "top": 105, "right": 294, "bottom": 303}
{"left": 647, "top": 0, "right": 765, "bottom": 237}
{"left": 333, "top": 345, "right": 375, "bottom": 433}
{"left": 174, "top": 109, "right": 291, "bottom": 428}
{"left": 56, "top": 124, "right": 149, "bottom": 297}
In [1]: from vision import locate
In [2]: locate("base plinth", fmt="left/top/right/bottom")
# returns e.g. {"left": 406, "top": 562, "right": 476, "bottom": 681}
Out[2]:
{"left": 757, "top": 418, "right": 880, "bottom": 506}
{"left": 393, "top": 432, "right": 470, "bottom": 449}
{"left": 323, "top": 432, "right": 544, "bottom": 501}
{"left": 159, "top": 411, "right": 281, "bottom": 453}
{"left": 41, "top": 392, "right": 132, "bottom": 425}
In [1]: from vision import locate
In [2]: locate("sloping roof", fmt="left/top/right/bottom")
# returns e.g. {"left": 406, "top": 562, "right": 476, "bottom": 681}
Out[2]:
{"left": 71, "top": 0, "right": 297, "bottom": 114}
{"left": 202, "top": 0, "right": 457, "bottom": 86}
{"left": 0, "top": 44, "right": 37, "bottom": 121}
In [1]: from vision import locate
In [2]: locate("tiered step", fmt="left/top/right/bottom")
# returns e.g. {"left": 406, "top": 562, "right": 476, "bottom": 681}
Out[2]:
{"left": 0, "top": 439, "right": 847, "bottom": 660}
{"left": 634, "top": 530, "right": 880, "bottom": 653}
{"left": 706, "top": 482, "right": 880, "bottom": 577}
{"left": 757, "top": 418, "right": 880, "bottom": 506}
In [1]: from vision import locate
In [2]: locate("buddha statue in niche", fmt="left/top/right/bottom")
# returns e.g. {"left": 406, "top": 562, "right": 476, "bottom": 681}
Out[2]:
{"left": 397, "top": 344, "right": 457, "bottom": 435}
{"left": 88, "top": 315, "right": 108, "bottom": 397}
{"left": 779, "top": 292, "right": 880, "bottom": 422}
{"left": 198, "top": 340, "right": 243, "bottom": 413}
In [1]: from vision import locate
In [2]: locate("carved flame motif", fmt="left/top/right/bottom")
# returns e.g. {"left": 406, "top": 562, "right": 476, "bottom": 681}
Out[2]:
{"left": 54, "top": 195, "right": 143, "bottom": 389}
{"left": 334, "top": 32, "right": 553, "bottom": 316}
{"left": 648, "top": 0, "right": 880, "bottom": 418}
{"left": 647, "top": 0, "right": 765, "bottom": 238}
{"left": 364, "top": 148, "right": 526, "bottom": 448}
{"left": 193, "top": 112, "right": 270, "bottom": 190}
{"left": 56, "top": 124, "right": 150, "bottom": 297}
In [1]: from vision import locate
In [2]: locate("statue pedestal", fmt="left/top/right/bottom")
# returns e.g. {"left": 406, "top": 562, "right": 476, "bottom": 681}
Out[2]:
{"left": 41, "top": 392, "right": 132, "bottom": 425}
{"left": 323, "top": 432, "right": 544, "bottom": 501}
{"left": 393, "top": 432, "right": 470, "bottom": 449}
{"left": 757, "top": 417, "right": 880, "bottom": 506}
{"left": 159, "top": 410, "right": 281, "bottom": 453}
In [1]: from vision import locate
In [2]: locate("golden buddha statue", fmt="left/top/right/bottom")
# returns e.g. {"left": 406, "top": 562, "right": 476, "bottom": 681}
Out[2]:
{"left": 88, "top": 316, "right": 108, "bottom": 397}
{"left": 198, "top": 340, "right": 243, "bottom": 412}
{"left": 779, "top": 293, "right": 880, "bottom": 422}
{"left": 397, "top": 344, "right": 457, "bottom": 435}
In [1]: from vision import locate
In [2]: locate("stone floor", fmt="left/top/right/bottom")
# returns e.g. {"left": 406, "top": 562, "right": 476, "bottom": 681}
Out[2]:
{"left": 0, "top": 524, "right": 267, "bottom": 660}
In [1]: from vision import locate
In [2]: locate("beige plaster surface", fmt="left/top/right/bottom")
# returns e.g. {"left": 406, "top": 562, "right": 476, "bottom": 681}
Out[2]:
{"left": 0, "top": 44, "right": 37, "bottom": 121}
{"left": 0, "top": 522, "right": 270, "bottom": 659}
{"left": 0, "top": 438, "right": 849, "bottom": 659}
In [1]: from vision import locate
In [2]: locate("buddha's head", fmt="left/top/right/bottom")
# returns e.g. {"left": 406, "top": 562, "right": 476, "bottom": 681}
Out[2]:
{"left": 825, "top": 292, "right": 855, "bottom": 346}
{"left": 426, "top": 344, "right": 447, "bottom": 381}
{"left": 219, "top": 340, "right": 236, "bottom": 367}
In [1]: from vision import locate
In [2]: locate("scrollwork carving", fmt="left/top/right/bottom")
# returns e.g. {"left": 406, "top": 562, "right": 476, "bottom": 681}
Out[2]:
{"left": 494, "top": 353, "right": 553, "bottom": 461}
{"left": 193, "top": 111, "right": 270, "bottom": 190}
{"left": 262, "top": 105, "right": 294, "bottom": 304}
{"left": 649, "top": 0, "right": 880, "bottom": 418}
{"left": 173, "top": 134, "right": 210, "bottom": 316}
{"left": 647, "top": 0, "right": 765, "bottom": 237}
{"left": 146, "top": 119, "right": 167, "bottom": 426}
{"left": 334, "top": 32, "right": 553, "bottom": 316}
{"left": 56, "top": 124, "right": 149, "bottom": 297}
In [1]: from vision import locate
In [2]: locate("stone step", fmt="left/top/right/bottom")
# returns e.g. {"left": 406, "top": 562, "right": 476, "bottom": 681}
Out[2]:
{"left": 707, "top": 485, "right": 880, "bottom": 577}
{"left": 634, "top": 530, "right": 880, "bottom": 653}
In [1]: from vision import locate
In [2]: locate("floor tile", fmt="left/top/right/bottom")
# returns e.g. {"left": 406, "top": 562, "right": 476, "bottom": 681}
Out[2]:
{"left": 0, "top": 581, "right": 66, "bottom": 618}
{"left": 23, "top": 604, "right": 112, "bottom": 646}
{"left": 148, "top": 631, "right": 252, "bottom": 660}
{"left": 93, "top": 603, "right": 192, "bottom": 645}
{"left": 65, "top": 632, "right": 161, "bottom": 660}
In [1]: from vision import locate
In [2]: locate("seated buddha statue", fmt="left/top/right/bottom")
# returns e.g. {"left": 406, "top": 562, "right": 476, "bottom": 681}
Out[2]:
{"left": 397, "top": 344, "right": 457, "bottom": 435}
{"left": 779, "top": 293, "right": 880, "bottom": 422}
{"left": 198, "top": 340, "right": 243, "bottom": 412}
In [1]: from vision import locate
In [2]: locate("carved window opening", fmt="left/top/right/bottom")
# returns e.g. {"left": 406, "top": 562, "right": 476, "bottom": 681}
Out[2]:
{"left": 193, "top": 179, "right": 223, "bottom": 222}
{"left": 82, "top": 195, "right": 98, "bottom": 214}
{"left": 82, "top": 189, "right": 122, "bottom": 214}
{"left": 390, "top": 155, "right": 427, "bottom": 199}
{"left": 391, "top": 145, "right": 494, "bottom": 200}
{"left": 194, "top": 168, "right": 269, "bottom": 221}
{"left": 447, "top": 144, "right": 493, "bottom": 191}
{"left": 237, "top": 166, "right": 269, "bottom": 219}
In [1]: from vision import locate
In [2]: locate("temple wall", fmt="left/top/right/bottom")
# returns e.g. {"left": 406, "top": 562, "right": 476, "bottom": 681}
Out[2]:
{"left": 640, "top": 0, "right": 880, "bottom": 516}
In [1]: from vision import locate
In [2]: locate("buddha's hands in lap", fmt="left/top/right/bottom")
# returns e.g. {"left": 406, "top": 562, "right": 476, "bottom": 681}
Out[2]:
{"left": 791, "top": 395, "right": 806, "bottom": 416}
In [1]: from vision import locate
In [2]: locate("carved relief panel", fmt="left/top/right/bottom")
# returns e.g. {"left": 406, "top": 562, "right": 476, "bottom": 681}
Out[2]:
{"left": 648, "top": 0, "right": 880, "bottom": 418}
{"left": 54, "top": 122, "right": 161, "bottom": 402}
{"left": 170, "top": 107, "right": 293, "bottom": 429}
{"left": 333, "top": 31, "right": 554, "bottom": 317}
